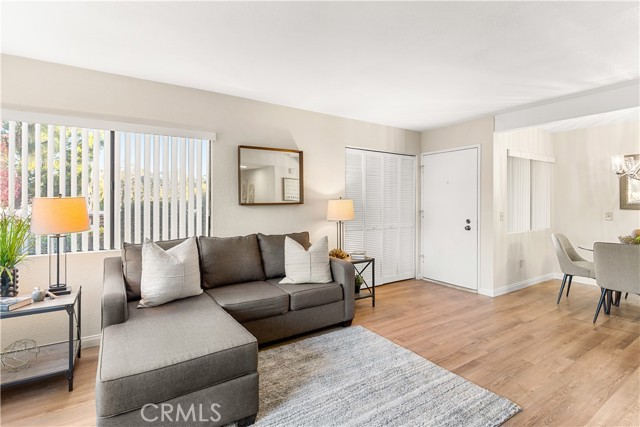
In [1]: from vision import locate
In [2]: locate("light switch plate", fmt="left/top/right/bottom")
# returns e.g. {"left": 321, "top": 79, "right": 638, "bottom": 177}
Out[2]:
{"left": 605, "top": 212, "right": 613, "bottom": 221}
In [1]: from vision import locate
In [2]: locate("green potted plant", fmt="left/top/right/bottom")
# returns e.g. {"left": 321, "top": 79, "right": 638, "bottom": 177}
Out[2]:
{"left": 0, "top": 212, "right": 32, "bottom": 297}
{"left": 354, "top": 274, "right": 364, "bottom": 294}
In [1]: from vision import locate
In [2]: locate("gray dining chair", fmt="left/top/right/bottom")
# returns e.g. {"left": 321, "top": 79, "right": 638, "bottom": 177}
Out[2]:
{"left": 551, "top": 233, "right": 596, "bottom": 304}
{"left": 592, "top": 242, "right": 640, "bottom": 324}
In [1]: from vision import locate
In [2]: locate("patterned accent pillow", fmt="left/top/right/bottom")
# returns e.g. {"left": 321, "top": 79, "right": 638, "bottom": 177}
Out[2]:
{"left": 138, "top": 237, "right": 202, "bottom": 308}
{"left": 280, "top": 236, "right": 332, "bottom": 284}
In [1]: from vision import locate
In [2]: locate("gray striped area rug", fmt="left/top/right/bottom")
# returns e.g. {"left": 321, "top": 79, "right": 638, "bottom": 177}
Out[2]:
{"left": 252, "top": 326, "right": 521, "bottom": 426}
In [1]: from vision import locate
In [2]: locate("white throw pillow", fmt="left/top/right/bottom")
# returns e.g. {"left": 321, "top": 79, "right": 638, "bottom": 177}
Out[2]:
{"left": 138, "top": 237, "right": 202, "bottom": 308}
{"left": 280, "top": 236, "right": 332, "bottom": 284}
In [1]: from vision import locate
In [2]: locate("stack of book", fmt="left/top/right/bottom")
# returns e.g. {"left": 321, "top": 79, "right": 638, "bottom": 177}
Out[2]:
{"left": 350, "top": 251, "right": 367, "bottom": 260}
{"left": 0, "top": 296, "right": 32, "bottom": 312}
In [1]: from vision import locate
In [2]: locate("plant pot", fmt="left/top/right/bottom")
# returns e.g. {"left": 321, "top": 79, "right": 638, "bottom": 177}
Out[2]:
{"left": 0, "top": 269, "right": 19, "bottom": 297}
{"left": 354, "top": 284, "right": 361, "bottom": 294}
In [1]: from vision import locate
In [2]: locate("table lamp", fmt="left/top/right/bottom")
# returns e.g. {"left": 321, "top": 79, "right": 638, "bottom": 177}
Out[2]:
{"left": 326, "top": 198, "right": 355, "bottom": 250}
{"left": 30, "top": 196, "right": 90, "bottom": 295}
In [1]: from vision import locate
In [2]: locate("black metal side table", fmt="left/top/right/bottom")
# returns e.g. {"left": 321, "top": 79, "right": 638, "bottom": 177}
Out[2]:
{"left": 350, "top": 257, "right": 375, "bottom": 307}
{"left": 1, "top": 287, "right": 81, "bottom": 391}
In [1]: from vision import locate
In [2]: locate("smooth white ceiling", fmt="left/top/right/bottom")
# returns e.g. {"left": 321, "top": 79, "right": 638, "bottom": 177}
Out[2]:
{"left": 2, "top": 1, "right": 639, "bottom": 131}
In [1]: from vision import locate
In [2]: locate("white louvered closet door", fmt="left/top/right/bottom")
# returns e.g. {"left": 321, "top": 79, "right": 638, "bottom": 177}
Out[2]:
{"left": 397, "top": 155, "right": 416, "bottom": 280}
{"left": 364, "top": 151, "right": 384, "bottom": 285}
{"left": 382, "top": 154, "right": 399, "bottom": 283}
{"left": 345, "top": 150, "right": 365, "bottom": 254}
{"left": 345, "top": 148, "right": 416, "bottom": 286}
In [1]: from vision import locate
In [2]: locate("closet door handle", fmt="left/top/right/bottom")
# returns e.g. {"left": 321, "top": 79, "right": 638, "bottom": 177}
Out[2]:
{"left": 464, "top": 225, "right": 471, "bottom": 231}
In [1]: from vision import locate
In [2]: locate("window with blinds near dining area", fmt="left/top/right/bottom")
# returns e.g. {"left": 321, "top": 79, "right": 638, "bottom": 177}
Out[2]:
{"left": 1, "top": 120, "right": 211, "bottom": 254}
{"left": 507, "top": 150, "right": 553, "bottom": 233}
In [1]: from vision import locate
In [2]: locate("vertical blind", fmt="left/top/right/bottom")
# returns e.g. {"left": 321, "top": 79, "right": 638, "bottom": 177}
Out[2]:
{"left": 1, "top": 120, "right": 211, "bottom": 254}
{"left": 113, "top": 132, "right": 210, "bottom": 247}
{"left": 507, "top": 152, "right": 553, "bottom": 233}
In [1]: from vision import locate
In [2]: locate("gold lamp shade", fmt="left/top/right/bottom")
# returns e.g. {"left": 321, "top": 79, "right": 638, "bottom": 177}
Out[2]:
{"left": 30, "top": 196, "right": 90, "bottom": 235}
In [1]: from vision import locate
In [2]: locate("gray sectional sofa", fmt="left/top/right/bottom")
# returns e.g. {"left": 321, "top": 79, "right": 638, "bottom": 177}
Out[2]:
{"left": 97, "top": 232, "right": 355, "bottom": 426}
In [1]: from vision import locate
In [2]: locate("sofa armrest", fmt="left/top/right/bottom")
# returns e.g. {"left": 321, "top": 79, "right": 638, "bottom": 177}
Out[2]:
{"left": 330, "top": 257, "right": 355, "bottom": 321}
{"left": 102, "top": 257, "right": 129, "bottom": 329}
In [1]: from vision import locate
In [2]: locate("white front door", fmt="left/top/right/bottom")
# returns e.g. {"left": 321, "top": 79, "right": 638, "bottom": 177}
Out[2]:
{"left": 421, "top": 147, "right": 479, "bottom": 290}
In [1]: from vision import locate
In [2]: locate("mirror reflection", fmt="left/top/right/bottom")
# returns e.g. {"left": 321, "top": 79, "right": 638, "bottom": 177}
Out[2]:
{"left": 238, "top": 146, "right": 304, "bottom": 205}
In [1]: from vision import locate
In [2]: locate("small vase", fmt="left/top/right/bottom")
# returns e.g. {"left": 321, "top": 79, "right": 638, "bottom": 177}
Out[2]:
{"left": 0, "top": 269, "right": 19, "bottom": 298}
{"left": 31, "top": 287, "right": 46, "bottom": 302}
{"left": 355, "top": 284, "right": 361, "bottom": 294}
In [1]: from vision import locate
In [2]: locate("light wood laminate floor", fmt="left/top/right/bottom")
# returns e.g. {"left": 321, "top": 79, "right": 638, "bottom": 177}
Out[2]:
{"left": 1, "top": 279, "right": 638, "bottom": 426}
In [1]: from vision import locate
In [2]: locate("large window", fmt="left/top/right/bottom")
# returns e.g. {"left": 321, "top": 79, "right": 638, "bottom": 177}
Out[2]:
{"left": 507, "top": 151, "right": 553, "bottom": 233}
{"left": 1, "top": 120, "right": 211, "bottom": 254}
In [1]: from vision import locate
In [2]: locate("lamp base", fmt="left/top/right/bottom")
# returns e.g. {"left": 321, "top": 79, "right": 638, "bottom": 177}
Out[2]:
{"left": 48, "top": 285, "right": 72, "bottom": 296}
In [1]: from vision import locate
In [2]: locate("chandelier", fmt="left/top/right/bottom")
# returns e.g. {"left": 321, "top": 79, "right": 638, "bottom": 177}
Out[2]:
{"left": 612, "top": 155, "right": 640, "bottom": 181}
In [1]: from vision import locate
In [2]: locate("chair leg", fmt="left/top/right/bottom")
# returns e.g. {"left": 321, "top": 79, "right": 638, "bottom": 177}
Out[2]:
{"left": 625, "top": 292, "right": 629, "bottom": 300}
{"left": 566, "top": 275, "right": 573, "bottom": 297}
{"left": 557, "top": 274, "right": 568, "bottom": 304}
{"left": 605, "top": 290, "right": 612, "bottom": 315}
{"left": 593, "top": 288, "right": 607, "bottom": 323}
{"left": 614, "top": 291, "right": 621, "bottom": 306}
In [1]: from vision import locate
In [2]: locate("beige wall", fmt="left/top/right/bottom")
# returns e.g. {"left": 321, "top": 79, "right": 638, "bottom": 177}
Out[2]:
{"left": 552, "top": 120, "right": 640, "bottom": 283}
{"left": 492, "top": 121, "right": 640, "bottom": 290}
{"left": 420, "top": 116, "right": 495, "bottom": 294}
{"left": 1, "top": 251, "right": 118, "bottom": 348}
{"left": 493, "top": 128, "right": 556, "bottom": 292}
{"left": 1, "top": 55, "right": 421, "bottom": 347}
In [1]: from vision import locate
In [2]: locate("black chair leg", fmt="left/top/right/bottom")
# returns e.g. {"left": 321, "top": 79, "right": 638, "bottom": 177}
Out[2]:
{"left": 625, "top": 293, "right": 629, "bottom": 300}
{"left": 604, "top": 290, "right": 612, "bottom": 315}
{"left": 557, "top": 274, "right": 568, "bottom": 304}
{"left": 614, "top": 291, "right": 621, "bottom": 306}
{"left": 566, "top": 275, "right": 573, "bottom": 297}
{"left": 593, "top": 288, "right": 607, "bottom": 323}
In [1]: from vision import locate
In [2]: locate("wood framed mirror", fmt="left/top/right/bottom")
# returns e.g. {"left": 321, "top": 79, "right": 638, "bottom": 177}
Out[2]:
{"left": 238, "top": 145, "right": 304, "bottom": 205}
{"left": 620, "top": 154, "right": 640, "bottom": 210}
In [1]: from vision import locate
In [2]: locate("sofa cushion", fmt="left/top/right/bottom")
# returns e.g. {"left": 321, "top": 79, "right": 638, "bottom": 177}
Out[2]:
{"left": 96, "top": 294, "right": 257, "bottom": 417}
{"left": 280, "top": 236, "right": 332, "bottom": 284}
{"left": 138, "top": 237, "right": 202, "bottom": 308}
{"left": 121, "top": 238, "right": 187, "bottom": 301}
{"left": 257, "top": 232, "right": 310, "bottom": 279}
{"left": 205, "top": 281, "right": 289, "bottom": 322}
{"left": 199, "top": 235, "right": 266, "bottom": 288}
{"left": 267, "top": 278, "right": 344, "bottom": 311}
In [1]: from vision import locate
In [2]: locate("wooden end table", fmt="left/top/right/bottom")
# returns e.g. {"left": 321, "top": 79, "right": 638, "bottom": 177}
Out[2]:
{"left": 1, "top": 287, "right": 81, "bottom": 391}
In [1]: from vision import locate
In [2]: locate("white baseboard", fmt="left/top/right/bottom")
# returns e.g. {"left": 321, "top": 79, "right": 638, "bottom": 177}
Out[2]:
{"left": 477, "top": 288, "right": 494, "bottom": 297}
{"left": 82, "top": 334, "right": 101, "bottom": 348}
{"left": 551, "top": 273, "right": 597, "bottom": 287}
{"left": 40, "top": 334, "right": 101, "bottom": 350}
{"left": 482, "top": 273, "right": 556, "bottom": 297}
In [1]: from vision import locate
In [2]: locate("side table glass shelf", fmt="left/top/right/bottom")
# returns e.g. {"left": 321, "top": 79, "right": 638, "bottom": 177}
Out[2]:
{"left": 351, "top": 257, "right": 375, "bottom": 307}
{"left": 0, "top": 287, "right": 81, "bottom": 391}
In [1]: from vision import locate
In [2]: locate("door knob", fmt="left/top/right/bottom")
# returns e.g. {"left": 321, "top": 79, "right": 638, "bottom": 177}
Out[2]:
{"left": 465, "top": 225, "right": 471, "bottom": 231}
